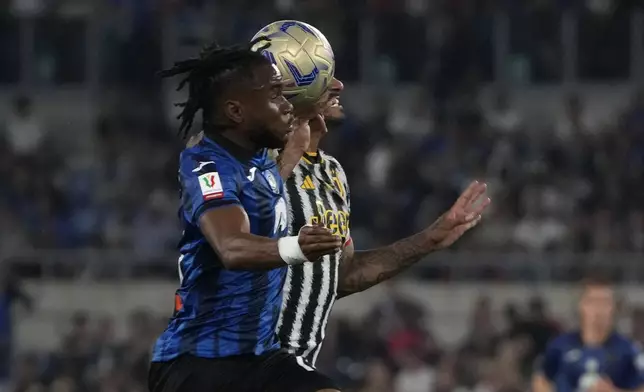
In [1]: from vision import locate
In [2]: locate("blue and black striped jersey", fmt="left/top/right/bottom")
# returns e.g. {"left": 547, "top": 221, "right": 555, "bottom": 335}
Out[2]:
{"left": 151, "top": 134, "right": 289, "bottom": 361}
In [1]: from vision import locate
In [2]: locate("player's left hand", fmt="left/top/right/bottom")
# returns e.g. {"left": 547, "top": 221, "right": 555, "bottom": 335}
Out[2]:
{"left": 424, "top": 180, "right": 490, "bottom": 250}
{"left": 590, "top": 378, "right": 618, "bottom": 392}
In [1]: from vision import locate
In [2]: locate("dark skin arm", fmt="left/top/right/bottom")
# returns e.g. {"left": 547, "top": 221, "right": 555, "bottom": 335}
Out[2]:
{"left": 189, "top": 132, "right": 341, "bottom": 269}
{"left": 337, "top": 181, "right": 490, "bottom": 298}
{"left": 200, "top": 206, "right": 341, "bottom": 270}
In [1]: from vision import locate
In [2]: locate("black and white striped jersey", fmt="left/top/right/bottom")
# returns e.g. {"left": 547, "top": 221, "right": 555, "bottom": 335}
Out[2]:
{"left": 276, "top": 150, "right": 351, "bottom": 368}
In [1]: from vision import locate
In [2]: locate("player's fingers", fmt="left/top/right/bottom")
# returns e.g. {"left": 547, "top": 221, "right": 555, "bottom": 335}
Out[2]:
{"left": 453, "top": 181, "right": 481, "bottom": 210}
{"left": 458, "top": 197, "right": 491, "bottom": 223}
{"left": 305, "top": 235, "right": 342, "bottom": 247}
{"left": 460, "top": 215, "right": 482, "bottom": 232}
{"left": 300, "top": 230, "right": 341, "bottom": 241}
{"left": 464, "top": 183, "right": 488, "bottom": 211}
{"left": 299, "top": 224, "right": 331, "bottom": 236}
{"left": 443, "top": 217, "right": 481, "bottom": 245}
{"left": 452, "top": 191, "right": 490, "bottom": 224}
{"left": 468, "top": 197, "right": 491, "bottom": 217}
{"left": 300, "top": 234, "right": 342, "bottom": 245}
{"left": 301, "top": 240, "right": 343, "bottom": 252}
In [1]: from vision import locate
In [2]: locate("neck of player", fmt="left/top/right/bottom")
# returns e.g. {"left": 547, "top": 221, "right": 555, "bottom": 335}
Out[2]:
{"left": 581, "top": 323, "right": 612, "bottom": 346}
{"left": 219, "top": 129, "right": 259, "bottom": 152}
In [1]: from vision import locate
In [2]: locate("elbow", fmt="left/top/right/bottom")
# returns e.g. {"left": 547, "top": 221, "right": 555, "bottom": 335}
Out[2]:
{"left": 221, "top": 257, "right": 248, "bottom": 271}
{"left": 219, "top": 251, "right": 246, "bottom": 270}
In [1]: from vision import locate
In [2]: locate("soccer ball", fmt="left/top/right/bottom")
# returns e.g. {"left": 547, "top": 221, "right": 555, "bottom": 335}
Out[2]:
{"left": 251, "top": 20, "right": 335, "bottom": 107}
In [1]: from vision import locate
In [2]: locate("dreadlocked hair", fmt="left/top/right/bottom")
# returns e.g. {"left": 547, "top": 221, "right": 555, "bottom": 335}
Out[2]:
{"left": 159, "top": 37, "right": 272, "bottom": 139}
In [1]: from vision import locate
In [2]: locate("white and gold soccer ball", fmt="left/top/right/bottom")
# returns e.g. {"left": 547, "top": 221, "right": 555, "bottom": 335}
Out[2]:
{"left": 251, "top": 20, "right": 335, "bottom": 107}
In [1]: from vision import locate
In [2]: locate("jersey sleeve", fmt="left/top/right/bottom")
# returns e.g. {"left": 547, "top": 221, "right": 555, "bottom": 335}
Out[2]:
{"left": 180, "top": 153, "right": 241, "bottom": 224}
{"left": 537, "top": 338, "right": 563, "bottom": 381}
{"left": 620, "top": 343, "right": 644, "bottom": 389}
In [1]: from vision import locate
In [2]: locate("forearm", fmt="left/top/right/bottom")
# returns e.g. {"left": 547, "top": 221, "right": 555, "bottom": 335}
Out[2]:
{"left": 217, "top": 233, "right": 286, "bottom": 270}
{"left": 277, "top": 146, "right": 305, "bottom": 180}
{"left": 277, "top": 120, "right": 309, "bottom": 180}
{"left": 337, "top": 231, "right": 433, "bottom": 298}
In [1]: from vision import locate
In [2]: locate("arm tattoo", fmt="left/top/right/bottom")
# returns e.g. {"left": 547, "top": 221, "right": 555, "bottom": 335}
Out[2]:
{"left": 337, "top": 230, "right": 433, "bottom": 298}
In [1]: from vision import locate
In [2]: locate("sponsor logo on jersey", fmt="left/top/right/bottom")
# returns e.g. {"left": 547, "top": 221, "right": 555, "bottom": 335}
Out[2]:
{"left": 301, "top": 175, "right": 315, "bottom": 190}
{"left": 192, "top": 161, "right": 215, "bottom": 173}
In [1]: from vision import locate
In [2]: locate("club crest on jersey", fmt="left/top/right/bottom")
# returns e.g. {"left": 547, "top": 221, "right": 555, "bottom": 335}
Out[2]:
{"left": 263, "top": 171, "right": 280, "bottom": 194}
{"left": 198, "top": 172, "right": 224, "bottom": 200}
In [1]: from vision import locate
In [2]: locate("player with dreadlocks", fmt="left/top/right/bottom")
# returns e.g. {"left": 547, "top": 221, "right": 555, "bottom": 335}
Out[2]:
{"left": 148, "top": 38, "right": 344, "bottom": 392}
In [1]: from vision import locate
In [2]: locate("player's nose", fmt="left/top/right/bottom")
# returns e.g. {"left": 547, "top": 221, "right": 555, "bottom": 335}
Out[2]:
{"left": 330, "top": 77, "right": 344, "bottom": 92}
{"left": 281, "top": 96, "right": 294, "bottom": 114}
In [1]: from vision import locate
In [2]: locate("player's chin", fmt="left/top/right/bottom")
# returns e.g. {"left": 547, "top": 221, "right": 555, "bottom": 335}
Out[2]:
{"left": 257, "top": 128, "right": 290, "bottom": 149}
{"left": 276, "top": 128, "right": 294, "bottom": 147}
{"left": 267, "top": 133, "right": 289, "bottom": 149}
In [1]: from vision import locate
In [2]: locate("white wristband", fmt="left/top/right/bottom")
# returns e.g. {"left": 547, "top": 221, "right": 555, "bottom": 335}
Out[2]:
{"left": 278, "top": 236, "right": 309, "bottom": 265}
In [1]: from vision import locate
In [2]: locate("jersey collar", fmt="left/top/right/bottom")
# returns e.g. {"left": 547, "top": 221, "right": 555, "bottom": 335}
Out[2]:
{"left": 302, "top": 150, "right": 323, "bottom": 165}
{"left": 203, "top": 132, "right": 266, "bottom": 165}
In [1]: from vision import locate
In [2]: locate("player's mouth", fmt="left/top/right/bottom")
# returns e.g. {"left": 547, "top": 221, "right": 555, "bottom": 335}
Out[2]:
{"left": 328, "top": 95, "right": 342, "bottom": 108}
{"left": 284, "top": 115, "right": 296, "bottom": 135}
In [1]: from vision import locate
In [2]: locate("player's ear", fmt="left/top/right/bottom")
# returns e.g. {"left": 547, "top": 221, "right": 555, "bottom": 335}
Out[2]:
{"left": 223, "top": 100, "right": 244, "bottom": 124}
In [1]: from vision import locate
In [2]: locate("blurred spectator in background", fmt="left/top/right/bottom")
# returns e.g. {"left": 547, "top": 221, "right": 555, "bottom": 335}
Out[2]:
{"left": 393, "top": 348, "right": 436, "bottom": 392}
{"left": 357, "top": 359, "right": 394, "bottom": 392}
{"left": 0, "top": 266, "right": 32, "bottom": 386}
{"left": 460, "top": 297, "right": 498, "bottom": 359}
{"left": 3, "top": 96, "right": 46, "bottom": 158}
{"left": 10, "top": 353, "right": 44, "bottom": 392}
{"left": 9, "top": 0, "right": 44, "bottom": 17}
{"left": 632, "top": 307, "right": 644, "bottom": 346}
{"left": 508, "top": 297, "right": 560, "bottom": 378}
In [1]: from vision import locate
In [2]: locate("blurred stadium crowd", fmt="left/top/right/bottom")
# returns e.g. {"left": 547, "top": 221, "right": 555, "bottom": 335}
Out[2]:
{"left": 2, "top": 0, "right": 644, "bottom": 268}
{"left": 2, "top": 0, "right": 644, "bottom": 391}
{"left": 5, "top": 285, "right": 644, "bottom": 392}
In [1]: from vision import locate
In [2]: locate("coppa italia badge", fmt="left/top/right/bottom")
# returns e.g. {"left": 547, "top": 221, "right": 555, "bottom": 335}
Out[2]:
{"left": 198, "top": 172, "right": 224, "bottom": 200}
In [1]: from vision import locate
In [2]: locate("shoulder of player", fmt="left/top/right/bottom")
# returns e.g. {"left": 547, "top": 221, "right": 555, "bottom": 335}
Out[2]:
{"left": 610, "top": 332, "right": 640, "bottom": 352}
{"left": 318, "top": 150, "right": 339, "bottom": 165}
{"left": 179, "top": 148, "right": 240, "bottom": 178}
{"left": 319, "top": 150, "right": 345, "bottom": 172}
{"left": 546, "top": 332, "right": 578, "bottom": 351}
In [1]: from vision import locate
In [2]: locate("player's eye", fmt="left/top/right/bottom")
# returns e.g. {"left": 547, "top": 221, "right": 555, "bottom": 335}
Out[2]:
{"left": 271, "top": 85, "right": 283, "bottom": 99}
